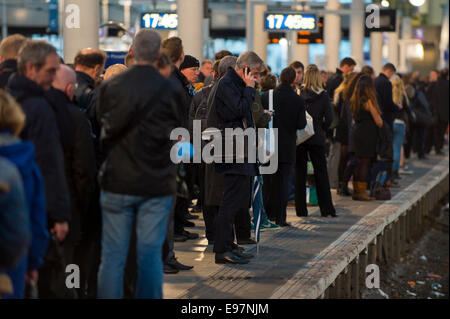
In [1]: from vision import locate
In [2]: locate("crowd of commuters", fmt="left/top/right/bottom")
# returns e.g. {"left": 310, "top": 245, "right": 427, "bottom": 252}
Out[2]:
{"left": 0, "top": 29, "right": 448, "bottom": 299}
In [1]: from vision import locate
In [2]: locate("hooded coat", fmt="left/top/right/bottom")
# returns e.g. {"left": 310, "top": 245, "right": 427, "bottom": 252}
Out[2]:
{"left": 0, "top": 133, "right": 49, "bottom": 299}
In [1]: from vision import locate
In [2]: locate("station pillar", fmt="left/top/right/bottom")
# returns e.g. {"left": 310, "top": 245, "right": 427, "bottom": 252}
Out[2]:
{"left": 246, "top": 0, "right": 267, "bottom": 62}
{"left": 177, "top": 0, "right": 204, "bottom": 62}
{"left": 324, "top": 0, "right": 341, "bottom": 72}
{"left": 439, "top": 2, "right": 449, "bottom": 69}
{"left": 288, "top": 1, "right": 309, "bottom": 66}
{"left": 350, "top": 0, "right": 365, "bottom": 68}
{"left": 370, "top": 32, "right": 383, "bottom": 75}
{"left": 62, "top": 0, "right": 100, "bottom": 64}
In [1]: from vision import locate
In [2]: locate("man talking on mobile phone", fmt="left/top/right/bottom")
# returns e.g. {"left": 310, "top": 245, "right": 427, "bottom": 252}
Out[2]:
{"left": 210, "top": 51, "right": 265, "bottom": 264}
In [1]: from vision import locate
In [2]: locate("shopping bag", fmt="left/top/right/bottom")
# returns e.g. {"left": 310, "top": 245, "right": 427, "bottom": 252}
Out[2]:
{"left": 260, "top": 89, "right": 276, "bottom": 163}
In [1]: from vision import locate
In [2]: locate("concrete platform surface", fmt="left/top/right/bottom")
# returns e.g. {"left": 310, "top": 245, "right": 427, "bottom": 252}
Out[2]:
{"left": 163, "top": 149, "right": 449, "bottom": 299}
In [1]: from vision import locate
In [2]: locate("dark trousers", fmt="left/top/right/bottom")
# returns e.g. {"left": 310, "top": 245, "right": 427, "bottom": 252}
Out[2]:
{"left": 235, "top": 207, "right": 251, "bottom": 241}
{"left": 412, "top": 125, "right": 427, "bottom": 158}
{"left": 162, "top": 195, "right": 177, "bottom": 263}
{"left": 204, "top": 205, "right": 250, "bottom": 243}
{"left": 213, "top": 174, "right": 251, "bottom": 254}
{"left": 174, "top": 196, "right": 188, "bottom": 235}
{"left": 196, "top": 163, "right": 205, "bottom": 209}
{"left": 264, "top": 163, "right": 293, "bottom": 225}
{"left": 432, "top": 121, "right": 448, "bottom": 153}
{"left": 203, "top": 205, "right": 218, "bottom": 242}
{"left": 74, "top": 231, "right": 101, "bottom": 298}
{"left": 295, "top": 144, "right": 335, "bottom": 217}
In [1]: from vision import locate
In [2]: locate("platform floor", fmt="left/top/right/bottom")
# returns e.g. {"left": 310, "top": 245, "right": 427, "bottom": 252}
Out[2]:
{"left": 163, "top": 147, "right": 449, "bottom": 299}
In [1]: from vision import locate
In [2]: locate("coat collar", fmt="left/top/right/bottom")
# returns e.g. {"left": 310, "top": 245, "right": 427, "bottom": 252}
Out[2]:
{"left": 226, "top": 67, "right": 246, "bottom": 88}
{"left": 7, "top": 73, "right": 44, "bottom": 99}
{"left": 0, "top": 59, "right": 17, "bottom": 73}
{"left": 278, "top": 83, "right": 295, "bottom": 92}
{"left": 76, "top": 70, "right": 95, "bottom": 87}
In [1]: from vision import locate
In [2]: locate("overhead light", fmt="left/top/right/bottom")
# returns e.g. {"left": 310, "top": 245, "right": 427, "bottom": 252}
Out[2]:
{"left": 381, "top": 0, "right": 390, "bottom": 8}
{"left": 409, "top": 0, "right": 426, "bottom": 7}
{"left": 407, "top": 43, "right": 424, "bottom": 60}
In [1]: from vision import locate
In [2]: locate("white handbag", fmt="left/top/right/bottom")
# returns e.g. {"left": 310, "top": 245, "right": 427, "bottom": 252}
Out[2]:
{"left": 296, "top": 110, "right": 315, "bottom": 145}
{"left": 260, "top": 90, "right": 276, "bottom": 163}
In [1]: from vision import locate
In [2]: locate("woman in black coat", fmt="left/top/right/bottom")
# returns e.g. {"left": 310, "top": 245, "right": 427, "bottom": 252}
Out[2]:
{"left": 295, "top": 65, "right": 337, "bottom": 217}
{"left": 261, "top": 67, "right": 307, "bottom": 226}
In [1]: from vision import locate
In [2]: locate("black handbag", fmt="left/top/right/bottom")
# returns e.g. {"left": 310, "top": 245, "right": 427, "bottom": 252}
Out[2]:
{"left": 37, "top": 235, "right": 77, "bottom": 299}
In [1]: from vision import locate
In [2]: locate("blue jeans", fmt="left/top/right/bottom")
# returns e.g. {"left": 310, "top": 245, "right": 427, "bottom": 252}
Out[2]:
{"left": 98, "top": 191, "right": 172, "bottom": 299}
{"left": 393, "top": 122, "right": 406, "bottom": 173}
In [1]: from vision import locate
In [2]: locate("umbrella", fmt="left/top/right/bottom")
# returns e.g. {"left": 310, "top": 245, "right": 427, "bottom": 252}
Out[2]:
{"left": 252, "top": 175, "right": 263, "bottom": 254}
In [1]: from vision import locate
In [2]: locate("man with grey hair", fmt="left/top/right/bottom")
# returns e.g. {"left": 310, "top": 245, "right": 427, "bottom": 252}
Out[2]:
{"left": 96, "top": 29, "right": 182, "bottom": 299}
{"left": 208, "top": 50, "right": 265, "bottom": 264}
{"left": 7, "top": 40, "right": 71, "bottom": 243}
{"left": 218, "top": 55, "right": 238, "bottom": 78}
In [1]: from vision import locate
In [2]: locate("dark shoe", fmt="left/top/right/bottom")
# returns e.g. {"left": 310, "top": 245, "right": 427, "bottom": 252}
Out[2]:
{"left": 166, "top": 258, "right": 193, "bottom": 271}
{"left": 163, "top": 263, "right": 179, "bottom": 274}
{"left": 215, "top": 251, "right": 249, "bottom": 264}
{"left": 296, "top": 212, "right": 308, "bottom": 217}
{"left": 183, "top": 220, "right": 196, "bottom": 227}
{"left": 232, "top": 246, "right": 254, "bottom": 259}
{"left": 174, "top": 234, "right": 188, "bottom": 242}
{"left": 328, "top": 211, "right": 338, "bottom": 218}
{"left": 337, "top": 182, "right": 352, "bottom": 196}
{"left": 190, "top": 206, "right": 202, "bottom": 213}
{"left": 180, "top": 230, "right": 199, "bottom": 240}
{"left": 185, "top": 212, "right": 199, "bottom": 220}
{"left": 278, "top": 222, "right": 292, "bottom": 227}
{"left": 237, "top": 238, "right": 257, "bottom": 245}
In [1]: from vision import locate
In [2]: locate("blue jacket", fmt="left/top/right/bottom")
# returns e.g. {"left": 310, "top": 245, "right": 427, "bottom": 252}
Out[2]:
{"left": 0, "top": 134, "right": 49, "bottom": 271}
{"left": 0, "top": 156, "right": 31, "bottom": 271}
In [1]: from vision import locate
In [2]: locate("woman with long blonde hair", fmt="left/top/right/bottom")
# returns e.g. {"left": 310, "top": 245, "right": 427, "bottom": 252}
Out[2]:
{"left": 295, "top": 65, "right": 337, "bottom": 218}
{"left": 350, "top": 74, "right": 383, "bottom": 201}
{"left": 391, "top": 74, "right": 410, "bottom": 179}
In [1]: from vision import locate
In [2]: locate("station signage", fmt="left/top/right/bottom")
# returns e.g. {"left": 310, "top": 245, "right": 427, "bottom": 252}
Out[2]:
{"left": 297, "top": 17, "right": 324, "bottom": 44}
{"left": 264, "top": 13, "right": 318, "bottom": 32}
{"left": 141, "top": 12, "right": 178, "bottom": 30}
{"left": 105, "top": 51, "right": 128, "bottom": 69}
{"left": 365, "top": 9, "right": 397, "bottom": 32}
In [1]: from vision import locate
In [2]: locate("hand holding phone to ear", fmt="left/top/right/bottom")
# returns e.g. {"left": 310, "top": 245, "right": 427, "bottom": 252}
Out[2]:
{"left": 243, "top": 67, "right": 256, "bottom": 88}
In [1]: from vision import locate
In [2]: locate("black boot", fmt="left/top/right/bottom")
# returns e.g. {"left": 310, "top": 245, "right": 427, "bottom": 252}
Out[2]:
{"left": 337, "top": 181, "right": 352, "bottom": 196}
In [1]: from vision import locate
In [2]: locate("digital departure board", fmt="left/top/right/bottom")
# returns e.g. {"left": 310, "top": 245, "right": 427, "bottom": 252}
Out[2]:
{"left": 297, "top": 17, "right": 324, "bottom": 44}
{"left": 141, "top": 12, "right": 178, "bottom": 30}
{"left": 264, "top": 13, "right": 318, "bottom": 32}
